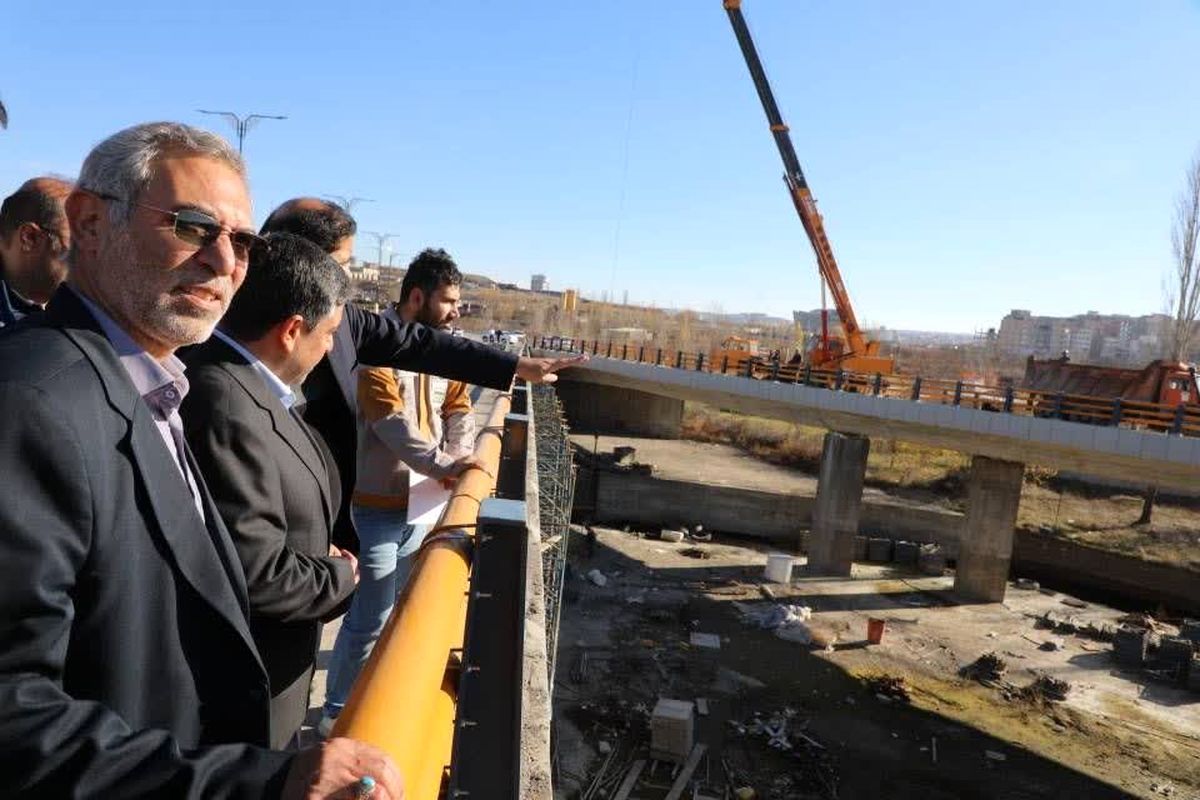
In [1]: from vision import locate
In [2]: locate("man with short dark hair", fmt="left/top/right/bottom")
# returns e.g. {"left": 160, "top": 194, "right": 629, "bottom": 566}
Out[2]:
{"left": 0, "top": 176, "right": 73, "bottom": 326}
{"left": 320, "top": 247, "right": 479, "bottom": 733}
{"left": 261, "top": 199, "right": 583, "bottom": 553}
{"left": 182, "top": 231, "right": 359, "bottom": 749}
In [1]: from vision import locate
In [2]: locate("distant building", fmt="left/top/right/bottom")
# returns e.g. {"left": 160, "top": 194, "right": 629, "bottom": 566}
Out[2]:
{"left": 996, "top": 309, "right": 1169, "bottom": 364}
{"left": 531, "top": 273, "right": 548, "bottom": 292}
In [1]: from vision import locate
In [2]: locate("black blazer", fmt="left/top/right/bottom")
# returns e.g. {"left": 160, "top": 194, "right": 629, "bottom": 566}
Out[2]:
{"left": 0, "top": 287, "right": 292, "bottom": 798}
{"left": 302, "top": 303, "right": 518, "bottom": 550}
{"left": 183, "top": 337, "right": 356, "bottom": 748}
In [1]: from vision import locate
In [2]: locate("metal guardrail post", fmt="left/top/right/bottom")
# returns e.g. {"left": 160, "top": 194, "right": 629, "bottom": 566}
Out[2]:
{"left": 591, "top": 340, "right": 598, "bottom": 356}
{"left": 721, "top": 355, "right": 729, "bottom": 374}
{"left": 1053, "top": 392, "right": 1065, "bottom": 419}
{"left": 953, "top": 380, "right": 963, "bottom": 406}
{"left": 696, "top": 353, "right": 705, "bottom": 371}
{"left": 446, "top": 498, "right": 528, "bottom": 800}
{"left": 510, "top": 382, "right": 528, "bottom": 415}
{"left": 638, "top": 345, "right": 645, "bottom": 362}
{"left": 803, "top": 366, "right": 812, "bottom": 386}
{"left": 1003, "top": 386, "right": 1014, "bottom": 413}
{"left": 655, "top": 348, "right": 663, "bottom": 366}
{"left": 743, "top": 358, "right": 754, "bottom": 379}
{"left": 911, "top": 376, "right": 922, "bottom": 401}
{"left": 835, "top": 369, "right": 845, "bottom": 391}
{"left": 872, "top": 373, "right": 882, "bottom": 396}
{"left": 621, "top": 343, "right": 628, "bottom": 360}
{"left": 770, "top": 360, "right": 780, "bottom": 380}
{"left": 606, "top": 341, "right": 612, "bottom": 358}
{"left": 675, "top": 351, "right": 683, "bottom": 369}
{"left": 1111, "top": 397, "right": 1123, "bottom": 426}
{"left": 1172, "top": 403, "right": 1186, "bottom": 435}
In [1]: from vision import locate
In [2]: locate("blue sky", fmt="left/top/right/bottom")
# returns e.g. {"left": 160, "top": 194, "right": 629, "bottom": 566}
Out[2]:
{"left": 3, "top": 1, "right": 1200, "bottom": 332}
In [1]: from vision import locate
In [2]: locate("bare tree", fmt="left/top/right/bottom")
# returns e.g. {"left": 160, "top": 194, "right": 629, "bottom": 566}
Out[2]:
{"left": 1166, "top": 151, "right": 1200, "bottom": 361}
{"left": 1141, "top": 152, "right": 1200, "bottom": 526}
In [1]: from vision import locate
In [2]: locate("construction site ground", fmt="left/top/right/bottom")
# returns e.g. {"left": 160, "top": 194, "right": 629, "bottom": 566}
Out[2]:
{"left": 552, "top": 526, "right": 1200, "bottom": 800}
{"left": 572, "top": 433, "right": 1200, "bottom": 571}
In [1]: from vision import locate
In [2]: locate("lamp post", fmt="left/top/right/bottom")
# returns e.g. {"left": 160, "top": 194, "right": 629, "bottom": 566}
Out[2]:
{"left": 366, "top": 232, "right": 397, "bottom": 269}
{"left": 324, "top": 195, "right": 374, "bottom": 212}
{"left": 196, "top": 109, "right": 287, "bottom": 155}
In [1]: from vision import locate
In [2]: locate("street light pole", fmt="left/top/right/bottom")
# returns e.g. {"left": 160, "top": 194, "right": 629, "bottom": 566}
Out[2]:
{"left": 366, "top": 232, "right": 397, "bottom": 268}
{"left": 324, "top": 195, "right": 374, "bottom": 213}
{"left": 196, "top": 109, "right": 287, "bottom": 155}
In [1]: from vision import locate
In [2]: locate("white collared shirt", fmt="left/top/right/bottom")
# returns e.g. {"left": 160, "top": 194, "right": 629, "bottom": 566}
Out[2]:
{"left": 212, "top": 329, "right": 297, "bottom": 410}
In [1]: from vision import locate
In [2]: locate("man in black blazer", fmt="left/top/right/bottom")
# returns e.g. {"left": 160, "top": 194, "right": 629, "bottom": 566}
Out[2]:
{"left": 183, "top": 232, "right": 360, "bottom": 749}
{"left": 0, "top": 122, "right": 401, "bottom": 798}
{"left": 261, "top": 198, "right": 583, "bottom": 551}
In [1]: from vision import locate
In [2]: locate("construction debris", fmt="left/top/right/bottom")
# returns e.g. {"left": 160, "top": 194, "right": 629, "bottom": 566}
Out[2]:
{"left": 651, "top": 698, "right": 695, "bottom": 763}
{"left": 1113, "top": 626, "right": 1151, "bottom": 668}
{"left": 1019, "top": 674, "right": 1071, "bottom": 703}
{"left": 660, "top": 528, "right": 687, "bottom": 543}
{"left": 863, "top": 674, "right": 911, "bottom": 703}
{"left": 1015, "top": 577, "right": 1041, "bottom": 591}
{"left": 586, "top": 569, "right": 608, "bottom": 587}
{"left": 917, "top": 544, "right": 947, "bottom": 576}
{"left": 960, "top": 652, "right": 1008, "bottom": 685}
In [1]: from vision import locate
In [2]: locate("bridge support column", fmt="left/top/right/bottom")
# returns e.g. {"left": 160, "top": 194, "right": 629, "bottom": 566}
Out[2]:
{"left": 955, "top": 456, "right": 1024, "bottom": 603}
{"left": 807, "top": 432, "right": 870, "bottom": 576}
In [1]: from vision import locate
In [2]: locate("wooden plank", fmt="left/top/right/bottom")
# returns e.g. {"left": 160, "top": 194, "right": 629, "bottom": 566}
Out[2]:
{"left": 611, "top": 759, "right": 647, "bottom": 800}
{"left": 664, "top": 743, "right": 708, "bottom": 800}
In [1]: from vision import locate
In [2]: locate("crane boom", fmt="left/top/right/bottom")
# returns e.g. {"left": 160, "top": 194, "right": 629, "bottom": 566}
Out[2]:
{"left": 722, "top": 0, "right": 872, "bottom": 361}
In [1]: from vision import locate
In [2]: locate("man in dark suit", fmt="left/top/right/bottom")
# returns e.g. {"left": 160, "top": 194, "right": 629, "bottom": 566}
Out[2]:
{"left": 0, "top": 122, "right": 401, "bottom": 798}
{"left": 260, "top": 198, "right": 584, "bottom": 551}
{"left": 183, "top": 232, "right": 359, "bottom": 749}
{"left": 0, "top": 176, "right": 73, "bottom": 326}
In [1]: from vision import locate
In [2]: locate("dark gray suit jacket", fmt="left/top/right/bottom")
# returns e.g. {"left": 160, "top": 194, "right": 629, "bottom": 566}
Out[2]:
{"left": 0, "top": 287, "right": 292, "bottom": 798}
{"left": 183, "top": 337, "right": 356, "bottom": 748}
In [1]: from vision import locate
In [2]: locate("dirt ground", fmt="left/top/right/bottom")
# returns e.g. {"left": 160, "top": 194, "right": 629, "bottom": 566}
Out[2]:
{"left": 552, "top": 526, "right": 1200, "bottom": 800}
{"left": 572, "top": 433, "right": 1200, "bottom": 571}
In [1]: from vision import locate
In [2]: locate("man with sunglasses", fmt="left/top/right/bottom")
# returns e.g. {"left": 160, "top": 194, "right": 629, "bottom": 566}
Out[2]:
{"left": 0, "top": 176, "right": 73, "bottom": 327}
{"left": 0, "top": 123, "right": 402, "bottom": 799}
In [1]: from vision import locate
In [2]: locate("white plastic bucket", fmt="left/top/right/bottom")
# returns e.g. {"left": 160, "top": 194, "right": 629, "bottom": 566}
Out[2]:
{"left": 764, "top": 553, "right": 794, "bottom": 583}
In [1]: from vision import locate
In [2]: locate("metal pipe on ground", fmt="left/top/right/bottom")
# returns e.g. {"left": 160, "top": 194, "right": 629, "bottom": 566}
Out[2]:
{"left": 332, "top": 391, "right": 513, "bottom": 800}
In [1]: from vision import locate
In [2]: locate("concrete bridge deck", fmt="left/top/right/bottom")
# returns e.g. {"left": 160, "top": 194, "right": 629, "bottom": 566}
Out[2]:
{"left": 546, "top": 353, "right": 1200, "bottom": 494}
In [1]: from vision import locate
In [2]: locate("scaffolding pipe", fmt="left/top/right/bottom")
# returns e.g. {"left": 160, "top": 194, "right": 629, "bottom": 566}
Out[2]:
{"left": 333, "top": 392, "right": 513, "bottom": 799}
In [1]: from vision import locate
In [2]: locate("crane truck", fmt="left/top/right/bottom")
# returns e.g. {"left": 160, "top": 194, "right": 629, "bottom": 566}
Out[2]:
{"left": 722, "top": 0, "right": 894, "bottom": 376}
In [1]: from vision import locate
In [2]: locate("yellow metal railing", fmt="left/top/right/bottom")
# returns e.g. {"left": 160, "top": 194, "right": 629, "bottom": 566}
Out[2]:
{"left": 333, "top": 391, "right": 513, "bottom": 800}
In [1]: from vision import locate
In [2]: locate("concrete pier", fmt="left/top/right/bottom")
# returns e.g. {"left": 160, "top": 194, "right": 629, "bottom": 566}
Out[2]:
{"left": 807, "top": 432, "right": 870, "bottom": 575}
{"left": 554, "top": 379, "right": 683, "bottom": 438}
{"left": 955, "top": 456, "right": 1024, "bottom": 602}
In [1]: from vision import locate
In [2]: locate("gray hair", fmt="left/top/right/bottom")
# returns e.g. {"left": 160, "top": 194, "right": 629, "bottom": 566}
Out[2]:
{"left": 76, "top": 122, "right": 245, "bottom": 224}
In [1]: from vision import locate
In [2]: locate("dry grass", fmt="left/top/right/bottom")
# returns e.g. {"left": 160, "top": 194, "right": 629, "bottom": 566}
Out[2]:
{"left": 681, "top": 405, "right": 970, "bottom": 499}
{"left": 682, "top": 403, "right": 1200, "bottom": 570}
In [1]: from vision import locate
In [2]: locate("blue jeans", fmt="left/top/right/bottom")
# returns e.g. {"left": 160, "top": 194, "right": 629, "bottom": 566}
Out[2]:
{"left": 322, "top": 505, "right": 428, "bottom": 719}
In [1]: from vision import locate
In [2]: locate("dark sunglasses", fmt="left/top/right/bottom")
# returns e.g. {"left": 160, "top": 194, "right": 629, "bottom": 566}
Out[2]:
{"left": 92, "top": 192, "right": 265, "bottom": 264}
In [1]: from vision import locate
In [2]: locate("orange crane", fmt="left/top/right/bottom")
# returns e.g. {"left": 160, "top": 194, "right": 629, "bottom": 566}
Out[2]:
{"left": 723, "top": 0, "right": 895, "bottom": 375}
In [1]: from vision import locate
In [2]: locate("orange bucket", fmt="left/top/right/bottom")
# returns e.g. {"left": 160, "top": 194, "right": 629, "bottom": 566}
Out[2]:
{"left": 867, "top": 618, "right": 886, "bottom": 645}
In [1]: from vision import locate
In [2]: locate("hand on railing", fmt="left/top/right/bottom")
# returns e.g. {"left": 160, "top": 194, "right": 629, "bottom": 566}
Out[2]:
{"left": 282, "top": 738, "right": 405, "bottom": 799}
